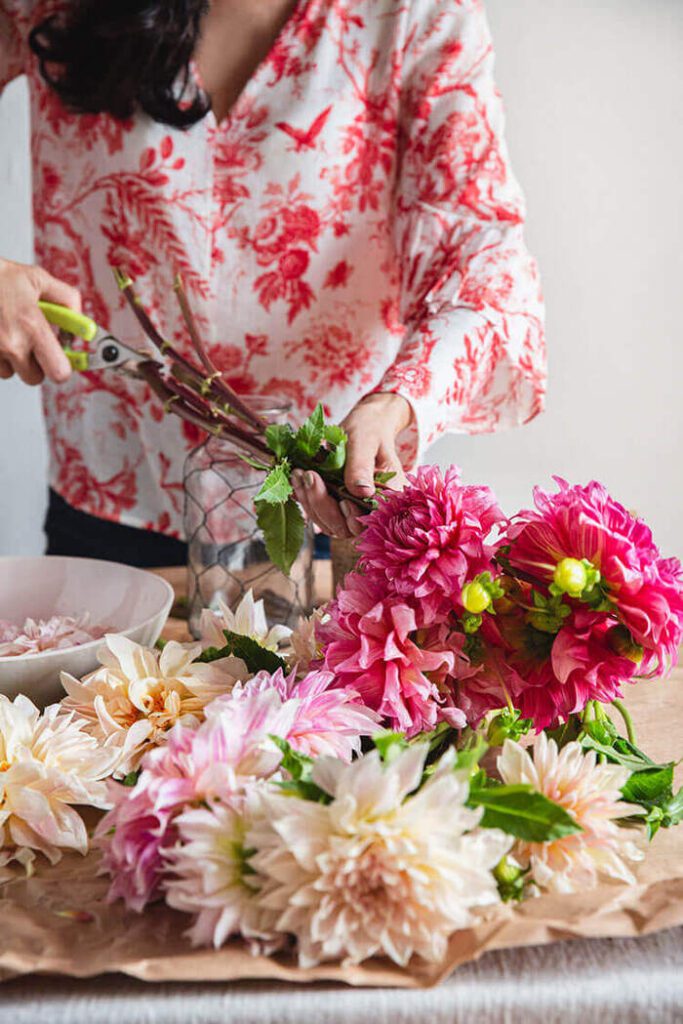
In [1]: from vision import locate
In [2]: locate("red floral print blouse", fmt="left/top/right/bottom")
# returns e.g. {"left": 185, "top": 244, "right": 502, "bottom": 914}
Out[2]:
{"left": 0, "top": 0, "right": 546, "bottom": 538}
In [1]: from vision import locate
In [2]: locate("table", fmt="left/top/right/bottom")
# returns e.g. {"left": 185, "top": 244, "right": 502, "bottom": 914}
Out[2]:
{"left": 0, "top": 926, "right": 681, "bottom": 1023}
{"left": 2, "top": 567, "right": 682, "bottom": 1023}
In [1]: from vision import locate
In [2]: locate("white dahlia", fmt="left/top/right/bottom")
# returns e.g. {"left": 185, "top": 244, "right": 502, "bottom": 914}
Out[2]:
{"left": 248, "top": 745, "right": 511, "bottom": 967}
{"left": 497, "top": 733, "right": 644, "bottom": 893}
{"left": 200, "top": 590, "right": 291, "bottom": 652}
{"left": 0, "top": 694, "right": 115, "bottom": 876}
{"left": 163, "top": 795, "right": 282, "bottom": 952}
{"left": 60, "top": 634, "right": 243, "bottom": 777}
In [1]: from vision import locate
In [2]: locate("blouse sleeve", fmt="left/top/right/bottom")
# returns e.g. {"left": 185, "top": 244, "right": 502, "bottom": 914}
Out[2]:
{"left": 380, "top": 0, "right": 546, "bottom": 461}
{"left": 0, "top": 1, "right": 31, "bottom": 92}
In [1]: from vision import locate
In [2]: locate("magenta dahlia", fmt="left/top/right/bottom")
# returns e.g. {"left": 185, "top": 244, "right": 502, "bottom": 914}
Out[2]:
{"left": 318, "top": 572, "right": 468, "bottom": 737}
{"left": 356, "top": 465, "right": 505, "bottom": 614}
{"left": 504, "top": 478, "right": 683, "bottom": 673}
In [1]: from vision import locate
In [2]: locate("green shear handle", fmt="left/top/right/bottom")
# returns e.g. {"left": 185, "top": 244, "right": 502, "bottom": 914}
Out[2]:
{"left": 38, "top": 301, "right": 99, "bottom": 371}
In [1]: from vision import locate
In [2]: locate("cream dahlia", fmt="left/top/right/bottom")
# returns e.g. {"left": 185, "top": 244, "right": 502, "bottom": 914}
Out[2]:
{"left": 287, "top": 608, "right": 329, "bottom": 673}
{"left": 163, "top": 797, "right": 282, "bottom": 952}
{"left": 200, "top": 590, "right": 292, "bottom": 652}
{"left": 497, "top": 733, "right": 644, "bottom": 893}
{"left": 249, "top": 745, "right": 511, "bottom": 967}
{"left": 0, "top": 695, "right": 115, "bottom": 876}
{"left": 61, "top": 634, "right": 243, "bottom": 777}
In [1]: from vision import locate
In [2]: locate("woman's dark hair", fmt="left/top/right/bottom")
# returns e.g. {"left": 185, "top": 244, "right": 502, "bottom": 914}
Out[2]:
{"left": 29, "top": 1, "right": 211, "bottom": 128}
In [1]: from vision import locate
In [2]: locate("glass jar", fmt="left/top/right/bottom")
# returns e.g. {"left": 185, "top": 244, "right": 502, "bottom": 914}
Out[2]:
{"left": 183, "top": 397, "right": 314, "bottom": 639}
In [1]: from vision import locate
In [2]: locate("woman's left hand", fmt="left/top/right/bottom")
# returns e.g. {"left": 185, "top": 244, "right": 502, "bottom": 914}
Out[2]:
{"left": 291, "top": 393, "right": 413, "bottom": 539}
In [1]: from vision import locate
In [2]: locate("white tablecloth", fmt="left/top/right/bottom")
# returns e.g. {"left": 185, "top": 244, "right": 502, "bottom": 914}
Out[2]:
{"left": 2, "top": 926, "right": 681, "bottom": 1024}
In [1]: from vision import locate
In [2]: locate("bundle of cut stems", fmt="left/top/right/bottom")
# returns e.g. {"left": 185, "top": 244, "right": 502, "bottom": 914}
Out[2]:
{"left": 113, "top": 270, "right": 366, "bottom": 511}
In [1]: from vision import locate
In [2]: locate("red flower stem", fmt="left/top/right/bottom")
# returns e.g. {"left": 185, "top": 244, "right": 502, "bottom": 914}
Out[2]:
{"left": 173, "top": 273, "right": 217, "bottom": 376}
{"left": 135, "top": 362, "right": 270, "bottom": 459}
{"left": 173, "top": 274, "right": 269, "bottom": 433}
{"left": 114, "top": 268, "right": 266, "bottom": 433}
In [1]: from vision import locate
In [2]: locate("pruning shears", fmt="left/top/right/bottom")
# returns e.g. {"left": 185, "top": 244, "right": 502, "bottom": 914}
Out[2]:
{"left": 38, "top": 301, "right": 147, "bottom": 372}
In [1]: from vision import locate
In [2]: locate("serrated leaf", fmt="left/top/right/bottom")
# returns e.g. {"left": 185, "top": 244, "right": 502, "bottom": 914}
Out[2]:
{"left": 468, "top": 783, "right": 582, "bottom": 842}
{"left": 256, "top": 497, "right": 305, "bottom": 575}
{"left": 580, "top": 733, "right": 660, "bottom": 774}
{"left": 197, "top": 631, "right": 286, "bottom": 674}
{"left": 265, "top": 424, "right": 295, "bottom": 459}
{"left": 294, "top": 403, "right": 325, "bottom": 457}
{"left": 238, "top": 453, "right": 273, "bottom": 471}
{"left": 255, "top": 460, "right": 293, "bottom": 504}
{"left": 621, "top": 764, "right": 674, "bottom": 810}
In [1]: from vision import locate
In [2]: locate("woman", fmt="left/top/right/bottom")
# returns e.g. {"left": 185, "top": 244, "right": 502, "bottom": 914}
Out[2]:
{"left": 0, "top": 0, "right": 545, "bottom": 566}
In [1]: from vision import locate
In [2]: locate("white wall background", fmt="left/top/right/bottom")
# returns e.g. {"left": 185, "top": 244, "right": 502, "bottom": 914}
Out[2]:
{"left": 0, "top": 0, "right": 682, "bottom": 557}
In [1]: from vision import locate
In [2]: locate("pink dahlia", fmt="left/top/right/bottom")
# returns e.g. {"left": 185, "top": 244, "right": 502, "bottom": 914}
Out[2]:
{"left": 458, "top": 607, "right": 641, "bottom": 731}
{"left": 97, "top": 689, "right": 296, "bottom": 911}
{"left": 356, "top": 465, "right": 505, "bottom": 615}
{"left": 229, "top": 668, "right": 379, "bottom": 761}
{"left": 318, "top": 573, "right": 467, "bottom": 737}
{"left": 504, "top": 478, "right": 683, "bottom": 673}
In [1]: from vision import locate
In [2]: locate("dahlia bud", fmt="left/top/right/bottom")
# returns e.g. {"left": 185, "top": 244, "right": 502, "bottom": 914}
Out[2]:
{"left": 552, "top": 557, "right": 589, "bottom": 598}
{"left": 461, "top": 581, "right": 491, "bottom": 615}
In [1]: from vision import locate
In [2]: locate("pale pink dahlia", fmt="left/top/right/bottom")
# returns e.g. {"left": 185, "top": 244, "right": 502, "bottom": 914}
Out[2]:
{"left": 504, "top": 478, "right": 683, "bottom": 672}
{"left": 229, "top": 668, "right": 379, "bottom": 760}
{"left": 319, "top": 573, "right": 467, "bottom": 737}
{"left": 497, "top": 733, "right": 643, "bottom": 893}
{"left": 98, "top": 689, "right": 297, "bottom": 911}
{"left": 249, "top": 745, "right": 511, "bottom": 967}
{"left": 357, "top": 465, "right": 504, "bottom": 613}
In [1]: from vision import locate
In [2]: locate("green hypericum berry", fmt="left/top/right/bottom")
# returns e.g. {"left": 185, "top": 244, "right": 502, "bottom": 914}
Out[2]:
{"left": 552, "top": 557, "right": 589, "bottom": 597}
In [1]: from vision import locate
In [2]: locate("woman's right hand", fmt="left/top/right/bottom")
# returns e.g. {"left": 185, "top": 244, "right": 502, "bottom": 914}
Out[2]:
{"left": 0, "top": 259, "right": 82, "bottom": 385}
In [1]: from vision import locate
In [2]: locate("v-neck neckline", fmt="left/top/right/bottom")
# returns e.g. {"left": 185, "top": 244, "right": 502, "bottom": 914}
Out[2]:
{"left": 192, "top": 0, "right": 310, "bottom": 132}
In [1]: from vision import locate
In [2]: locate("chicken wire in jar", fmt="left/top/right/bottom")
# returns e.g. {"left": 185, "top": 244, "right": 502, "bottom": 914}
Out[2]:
{"left": 183, "top": 398, "right": 314, "bottom": 638}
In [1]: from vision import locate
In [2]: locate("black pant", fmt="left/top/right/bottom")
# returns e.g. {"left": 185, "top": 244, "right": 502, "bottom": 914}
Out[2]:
{"left": 44, "top": 489, "right": 330, "bottom": 567}
{"left": 45, "top": 490, "right": 188, "bottom": 568}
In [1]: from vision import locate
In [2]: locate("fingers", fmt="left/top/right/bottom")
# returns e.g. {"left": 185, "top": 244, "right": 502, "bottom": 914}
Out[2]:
{"left": 343, "top": 425, "right": 378, "bottom": 500}
{"left": 7, "top": 311, "right": 72, "bottom": 384}
{"left": 0, "top": 262, "right": 80, "bottom": 386}
{"left": 36, "top": 267, "right": 82, "bottom": 314}
{"left": 292, "top": 470, "right": 351, "bottom": 539}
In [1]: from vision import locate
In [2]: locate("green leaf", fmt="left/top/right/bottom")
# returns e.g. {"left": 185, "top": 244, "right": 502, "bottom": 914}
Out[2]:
{"left": 270, "top": 736, "right": 332, "bottom": 803}
{"left": 256, "top": 497, "right": 305, "bottom": 575}
{"left": 374, "top": 470, "right": 396, "bottom": 487}
{"left": 265, "top": 424, "right": 295, "bottom": 459}
{"left": 580, "top": 732, "right": 661, "bottom": 775}
{"left": 121, "top": 770, "right": 141, "bottom": 788}
{"left": 270, "top": 735, "right": 314, "bottom": 781}
{"left": 453, "top": 733, "right": 489, "bottom": 774}
{"left": 486, "top": 709, "right": 533, "bottom": 747}
{"left": 197, "top": 631, "right": 286, "bottom": 674}
{"left": 294, "top": 403, "right": 325, "bottom": 458}
{"left": 255, "top": 460, "right": 293, "bottom": 504}
{"left": 373, "top": 731, "right": 408, "bottom": 764}
{"left": 468, "top": 783, "right": 582, "bottom": 842}
{"left": 621, "top": 764, "right": 675, "bottom": 810}
{"left": 238, "top": 453, "right": 273, "bottom": 471}
{"left": 317, "top": 423, "right": 348, "bottom": 471}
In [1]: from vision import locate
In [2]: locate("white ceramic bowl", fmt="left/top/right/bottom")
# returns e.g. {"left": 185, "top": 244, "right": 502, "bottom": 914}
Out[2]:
{"left": 0, "top": 556, "right": 175, "bottom": 707}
